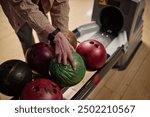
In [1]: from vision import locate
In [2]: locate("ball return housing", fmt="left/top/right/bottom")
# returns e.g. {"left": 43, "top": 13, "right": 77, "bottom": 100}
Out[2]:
{"left": 62, "top": 0, "right": 145, "bottom": 100}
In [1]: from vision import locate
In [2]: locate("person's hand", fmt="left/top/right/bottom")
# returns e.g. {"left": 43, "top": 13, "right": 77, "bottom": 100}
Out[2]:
{"left": 38, "top": 25, "right": 76, "bottom": 69}
{"left": 54, "top": 32, "right": 76, "bottom": 70}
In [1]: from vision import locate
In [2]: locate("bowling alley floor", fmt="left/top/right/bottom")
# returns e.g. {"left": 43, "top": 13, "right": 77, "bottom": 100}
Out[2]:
{"left": 0, "top": 0, "right": 150, "bottom": 100}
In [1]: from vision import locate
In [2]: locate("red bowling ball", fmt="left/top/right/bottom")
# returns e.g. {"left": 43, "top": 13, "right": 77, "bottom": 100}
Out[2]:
{"left": 20, "top": 78, "right": 63, "bottom": 100}
{"left": 25, "top": 42, "right": 55, "bottom": 76}
{"left": 76, "top": 39, "right": 107, "bottom": 71}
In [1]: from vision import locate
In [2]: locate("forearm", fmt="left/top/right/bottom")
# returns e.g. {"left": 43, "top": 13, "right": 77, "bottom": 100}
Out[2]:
{"left": 50, "top": 0, "right": 70, "bottom": 35}
{"left": 10, "top": 0, "right": 55, "bottom": 35}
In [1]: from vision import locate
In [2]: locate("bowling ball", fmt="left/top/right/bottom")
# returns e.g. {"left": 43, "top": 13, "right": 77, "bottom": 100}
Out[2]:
{"left": 20, "top": 78, "right": 63, "bottom": 100}
{"left": 76, "top": 39, "right": 107, "bottom": 71}
{"left": 0, "top": 59, "right": 32, "bottom": 96}
{"left": 25, "top": 42, "right": 55, "bottom": 76}
{"left": 66, "top": 31, "right": 77, "bottom": 49}
{"left": 49, "top": 52, "right": 86, "bottom": 87}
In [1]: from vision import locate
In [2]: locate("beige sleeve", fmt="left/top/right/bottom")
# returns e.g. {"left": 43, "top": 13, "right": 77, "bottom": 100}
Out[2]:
{"left": 50, "top": 0, "right": 70, "bottom": 35}
{"left": 10, "top": 0, "right": 50, "bottom": 34}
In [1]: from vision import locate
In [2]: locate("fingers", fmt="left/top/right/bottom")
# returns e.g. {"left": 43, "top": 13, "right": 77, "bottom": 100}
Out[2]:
{"left": 55, "top": 44, "right": 62, "bottom": 63}
{"left": 68, "top": 53, "right": 76, "bottom": 70}
{"left": 54, "top": 32, "right": 76, "bottom": 70}
{"left": 56, "top": 46, "right": 75, "bottom": 68}
{"left": 63, "top": 54, "right": 67, "bottom": 66}
{"left": 55, "top": 41, "right": 67, "bottom": 65}
{"left": 55, "top": 46, "right": 76, "bottom": 69}
{"left": 57, "top": 53, "right": 62, "bottom": 64}
{"left": 70, "top": 44, "right": 75, "bottom": 52}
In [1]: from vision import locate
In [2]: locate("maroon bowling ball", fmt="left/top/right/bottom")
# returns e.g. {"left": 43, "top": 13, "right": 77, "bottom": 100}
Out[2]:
{"left": 20, "top": 78, "right": 63, "bottom": 100}
{"left": 25, "top": 42, "right": 55, "bottom": 76}
{"left": 76, "top": 39, "right": 107, "bottom": 71}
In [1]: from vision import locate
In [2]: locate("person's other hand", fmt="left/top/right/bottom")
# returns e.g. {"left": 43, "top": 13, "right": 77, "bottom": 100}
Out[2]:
{"left": 54, "top": 32, "right": 76, "bottom": 70}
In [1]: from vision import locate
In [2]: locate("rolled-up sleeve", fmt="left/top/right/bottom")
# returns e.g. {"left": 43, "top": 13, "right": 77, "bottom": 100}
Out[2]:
{"left": 10, "top": 0, "right": 50, "bottom": 33}
{"left": 50, "top": 0, "right": 70, "bottom": 34}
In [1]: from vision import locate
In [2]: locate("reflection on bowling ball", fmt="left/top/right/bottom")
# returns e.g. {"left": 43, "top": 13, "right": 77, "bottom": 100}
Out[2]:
{"left": 0, "top": 59, "right": 32, "bottom": 96}
{"left": 49, "top": 52, "right": 86, "bottom": 87}
{"left": 76, "top": 39, "right": 107, "bottom": 71}
{"left": 66, "top": 31, "right": 77, "bottom": 49}
{"left": 20, "top": 78, "right": 63, "bottom": 100}
{"left": 25, "top": 42, "right": 55, "bottom": 76}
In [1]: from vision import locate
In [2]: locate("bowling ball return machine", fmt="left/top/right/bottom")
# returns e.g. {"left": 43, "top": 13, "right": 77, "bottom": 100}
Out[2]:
{"left": 62, "top": 0, "right": 145, "bottom": 99}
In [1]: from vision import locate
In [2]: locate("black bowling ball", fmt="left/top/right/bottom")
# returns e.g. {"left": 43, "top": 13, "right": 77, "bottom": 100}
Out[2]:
{"left": 0, "top": 59, "right": 33, "bottom": 96}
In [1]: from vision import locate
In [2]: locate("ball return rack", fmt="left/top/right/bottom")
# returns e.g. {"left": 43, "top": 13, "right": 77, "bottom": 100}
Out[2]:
{"left": 62, "top": 22, "right": 128, "bottom": 100}
{"left": 62, "top": 0, "right": 145, "bottom": 100}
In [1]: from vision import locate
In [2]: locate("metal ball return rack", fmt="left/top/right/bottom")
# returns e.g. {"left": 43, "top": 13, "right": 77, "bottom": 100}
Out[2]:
{"left": 62, "top": 0, "right": 145, "bottom": 100}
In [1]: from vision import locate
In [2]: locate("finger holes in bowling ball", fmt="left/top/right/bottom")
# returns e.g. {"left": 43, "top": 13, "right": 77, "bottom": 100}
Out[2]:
{"left": 90, "top": 41, "right": 94, "bottom": 44}
{"left": 20, "top": 78, "right": 63, "bottom": 100}
{"left": 44, "top": 44, "right": 49, "bottom": 47}
{"left": 94, "top": 44, "right": 99, "bottom": 48}
{"left": 33, "top": 86, "right": 40, "bottom": 92}
{"left": 52, "top": 89, "right": 57, "bottom": 94}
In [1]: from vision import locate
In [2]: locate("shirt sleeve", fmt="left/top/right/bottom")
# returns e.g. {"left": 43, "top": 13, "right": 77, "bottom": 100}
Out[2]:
{"left": 50, "top": 0, "right": 70, "bottom": 35}
{"left": 10, "top": 0, "right": 50, "bottom": 34}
